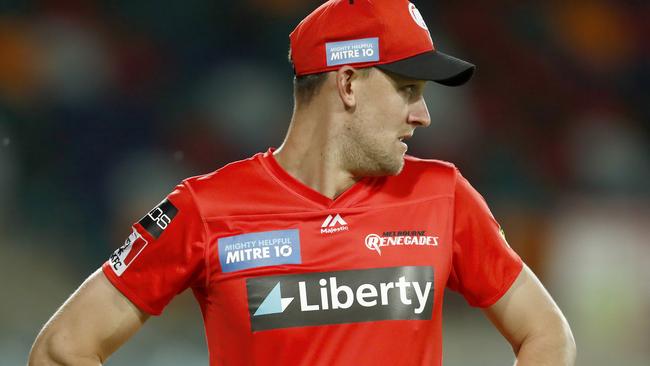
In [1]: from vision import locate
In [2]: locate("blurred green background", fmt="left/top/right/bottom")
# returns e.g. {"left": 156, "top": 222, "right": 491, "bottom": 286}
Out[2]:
{"left": 1, "top": 0, "right": 648, "bottom": 365}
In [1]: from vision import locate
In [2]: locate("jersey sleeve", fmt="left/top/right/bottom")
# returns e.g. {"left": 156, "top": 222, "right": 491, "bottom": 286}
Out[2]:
{"left": 101, "top": 180, "right": 206, "bottom": 315}
{"left": 446, "top": 169, "right": 523, "bottom": 308}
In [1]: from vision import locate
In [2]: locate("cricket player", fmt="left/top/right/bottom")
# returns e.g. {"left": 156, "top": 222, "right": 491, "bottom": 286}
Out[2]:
{"left": 29, "top": 1, "right": 575, "bottom": 365}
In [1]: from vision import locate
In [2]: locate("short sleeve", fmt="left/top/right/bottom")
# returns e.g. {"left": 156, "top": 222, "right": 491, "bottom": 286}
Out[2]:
{"left": 102, "top": 181, "right": 206, "bottom": 315}
{"left": 446, "top": 169, "right": 523, "bottom": 308}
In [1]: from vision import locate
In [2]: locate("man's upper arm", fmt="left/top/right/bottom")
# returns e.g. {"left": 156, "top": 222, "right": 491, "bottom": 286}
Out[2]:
{"left": 482, "top": 264, "right": 573, "bottom": 354}
{"left": 29, "top": 269, "right": 149, "bottom": 365}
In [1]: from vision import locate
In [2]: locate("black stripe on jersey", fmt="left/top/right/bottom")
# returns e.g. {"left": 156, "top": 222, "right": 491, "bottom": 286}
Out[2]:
{"left": 138, "top": 198, "right": 178, "bottom": 239}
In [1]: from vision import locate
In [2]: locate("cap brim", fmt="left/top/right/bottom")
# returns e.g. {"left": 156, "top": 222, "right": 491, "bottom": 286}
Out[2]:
{"left": 376, "top": 50, "right": 475, "bottom": 86}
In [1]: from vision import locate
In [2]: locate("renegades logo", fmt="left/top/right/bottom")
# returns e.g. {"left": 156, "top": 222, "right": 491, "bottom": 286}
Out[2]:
{"left": 365, "top": 231, "right": 439, "bottom": 255}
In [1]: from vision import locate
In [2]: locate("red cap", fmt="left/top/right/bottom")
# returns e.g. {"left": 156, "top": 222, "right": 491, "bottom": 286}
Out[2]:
{"left": 290, "top": 0, "right": 475, "bottom": 86}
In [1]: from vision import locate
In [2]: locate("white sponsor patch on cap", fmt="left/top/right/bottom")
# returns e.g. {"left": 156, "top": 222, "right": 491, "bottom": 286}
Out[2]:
{"left": 408, "top": 3, "right": 428, "bottom": 30}
{"left": 326, "top": 37, "right": 379, "bottom": 67}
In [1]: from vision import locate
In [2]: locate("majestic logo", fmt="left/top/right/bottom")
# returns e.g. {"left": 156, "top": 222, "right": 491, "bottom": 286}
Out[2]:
{"left": 320, "top": 214, "right": 349, "bottom": 234}
{"left": 217, "top": 229, "right": 302, "bottom": 273}
{"left": 247, "top": 266, "right": 434, "bottom": 331}
{"left": 138, "top": 198, "right": 178, "bottom": 239}
{"left": 408, "top": 2, "right": 428, "bottom": 30}
{"left": 365, "top": 231, "right": 439, "bottom": 255}
{"left": 109, "top": 228, "right": 149, "bottom": 276}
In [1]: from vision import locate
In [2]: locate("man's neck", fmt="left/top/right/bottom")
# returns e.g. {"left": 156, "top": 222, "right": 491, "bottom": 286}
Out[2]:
{"left": 273, "top": 110, "right": 360, "bottom": 200}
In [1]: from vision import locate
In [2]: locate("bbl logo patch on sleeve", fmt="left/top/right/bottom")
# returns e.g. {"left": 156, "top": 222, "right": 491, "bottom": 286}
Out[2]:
{"left": 138, "top": 198, "right": 178, "bottom": 239}
{"left": 109, "top": 228, "right": 149, "bottom": 276}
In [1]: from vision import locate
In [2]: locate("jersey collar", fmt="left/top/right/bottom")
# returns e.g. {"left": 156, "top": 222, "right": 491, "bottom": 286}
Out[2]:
{"left": 258, "top": 148, "right": 381, "bottom": 209}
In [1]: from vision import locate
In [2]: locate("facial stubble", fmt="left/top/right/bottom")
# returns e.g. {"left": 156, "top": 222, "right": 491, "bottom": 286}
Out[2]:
{"left": 339, "top": 115, "right": 404, "bottom": 177}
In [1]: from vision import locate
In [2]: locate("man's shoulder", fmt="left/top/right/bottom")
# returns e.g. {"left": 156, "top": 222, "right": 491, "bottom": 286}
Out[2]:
{"left": 188, "top": 153, "right": 262, "bottom": 183}
{"left": 169, "top": 152, "right": 275, "bottom": 216}
{"left": 402, "top": 155, "right": 458, "bottom": 181}
{"left": 404, "top": 155, "right": 457, "bottom": 170}
{"left": 377, "top": 155, "right": 459, "bottom": 201}
{"left": 179, "top": 152, "right": 266, "bottom": 198}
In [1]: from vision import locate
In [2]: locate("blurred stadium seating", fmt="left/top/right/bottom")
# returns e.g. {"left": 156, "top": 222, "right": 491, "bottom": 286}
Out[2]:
{"left": 0, "top": 1, "right": 648, "bottom": 364}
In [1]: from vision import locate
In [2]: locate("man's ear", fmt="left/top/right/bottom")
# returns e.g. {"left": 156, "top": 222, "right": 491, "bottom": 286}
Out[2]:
{"left": 335, "top": 66, "right": 362, "bottom": 109}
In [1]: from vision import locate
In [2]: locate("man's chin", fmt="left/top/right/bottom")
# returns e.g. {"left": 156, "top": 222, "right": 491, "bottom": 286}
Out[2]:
{"left": 387, "top": 159, "right": 405, "bottom": 176}
{"left": 366, "top": 158, "right": 404, "bottom": 177}
{"left": 347, "top": 150, "right": 405, "bottom": 178}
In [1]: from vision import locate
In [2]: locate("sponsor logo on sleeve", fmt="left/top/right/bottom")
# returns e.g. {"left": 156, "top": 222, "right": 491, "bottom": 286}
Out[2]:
{"left": 218, "top": 229, "right": 302, "bottom": 273}
{"left": 109, "top": 227, "right": 149, "bottom": 276}
{"left": 364, "top": 231, "right": 439, "bottom": 255}
{"left": 326, "top": 37, "right": 380, "bottom": 67}
{"left": 247, "top": 266, "right": 434, "bottom": 331}
{"left": 138, "top": 198, "right": 178, "bottom": 239}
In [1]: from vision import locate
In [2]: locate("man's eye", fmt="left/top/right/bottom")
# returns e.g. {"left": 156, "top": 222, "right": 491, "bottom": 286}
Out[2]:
{"left": 403, "top": 85, "right": 416, "bottom": 94}
{"left": 402, "top": 85, "right": 419, "bottom": 97}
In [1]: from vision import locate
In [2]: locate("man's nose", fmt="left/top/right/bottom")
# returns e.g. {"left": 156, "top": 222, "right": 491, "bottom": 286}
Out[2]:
{"left": 408, "top": 97, "right": 431, "bottom": 128}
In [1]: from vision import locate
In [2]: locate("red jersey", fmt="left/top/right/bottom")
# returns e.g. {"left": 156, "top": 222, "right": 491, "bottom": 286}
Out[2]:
{"left": 102, "top": 148, "right": 522, "bottom": 365}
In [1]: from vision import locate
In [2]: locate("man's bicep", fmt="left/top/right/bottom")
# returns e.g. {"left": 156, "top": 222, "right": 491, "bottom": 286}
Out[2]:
{"left": 80, "top": 269, "right": 150, "bottom": 356}
{"left": 31, "top": 269, "right": 149, "bottom": 364}
{"left": 481, "top": 264, "right": 564, "bottom": 352}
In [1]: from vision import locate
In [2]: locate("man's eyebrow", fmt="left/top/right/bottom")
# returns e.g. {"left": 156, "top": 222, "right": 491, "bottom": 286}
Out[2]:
{"left": 393, "top": 74, "right": 423, "bottom": 85}
{"left": 397, "top": 77, "right": 426, "bottom": 87}
{"left": 384, "top": 71, "right": 410, "bottom": 84}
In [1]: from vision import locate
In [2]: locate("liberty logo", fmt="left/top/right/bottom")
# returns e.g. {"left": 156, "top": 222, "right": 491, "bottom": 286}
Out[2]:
{"left": 253, "top": 283, "right": 294, "bottom": 316}
{"left": 320, "top": 214, "right": 349, "bottom": 234}
{"left": 247, "top": 266, "right": 435, "bottom": 331}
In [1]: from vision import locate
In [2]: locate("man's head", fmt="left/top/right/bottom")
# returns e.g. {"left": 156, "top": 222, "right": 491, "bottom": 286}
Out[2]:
{"left": 286, "top": 0, "right": 475, "bottom": 176}
{"left": 289, "top": 64, "right": 429, "bottom": 176}
{"left": 335, "top": 66, "right": 430, "bottom": 176}
{"left": 289, "top": 0, "right": 474, "bottom": 88}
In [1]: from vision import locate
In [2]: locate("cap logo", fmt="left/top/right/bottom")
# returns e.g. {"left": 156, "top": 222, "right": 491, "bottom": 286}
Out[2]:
{"left": 325, "top": 37, "right": 379, "bottom": 67}
{"left": 408, "top": 3, "right": 428, "bottom": 30}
